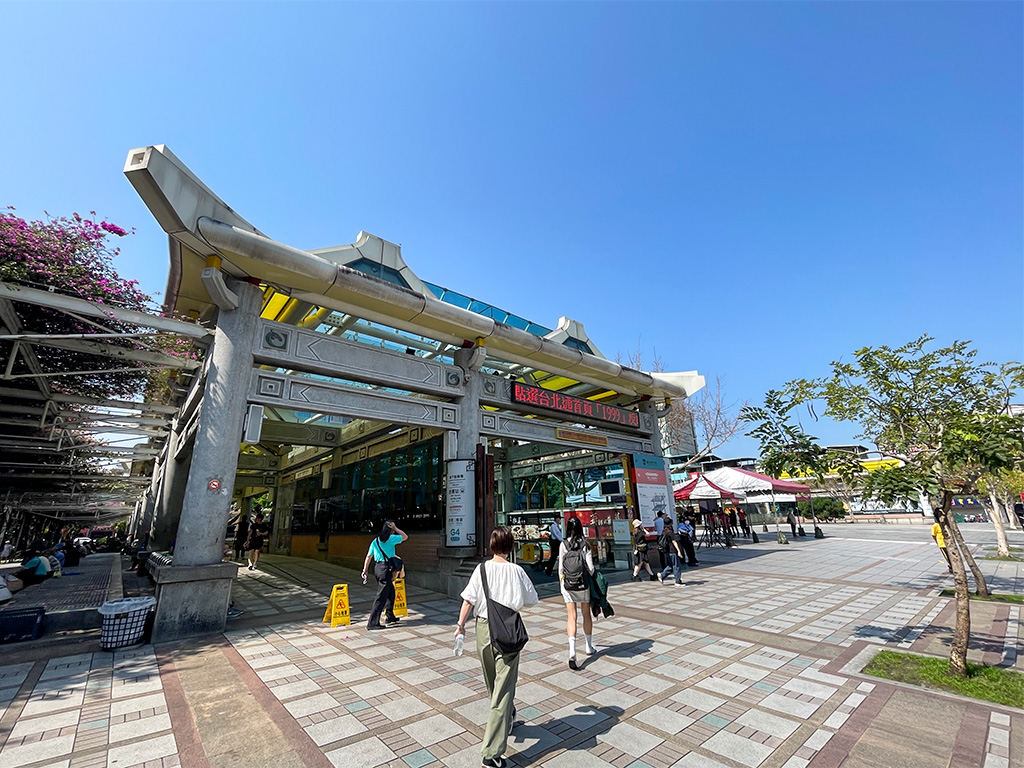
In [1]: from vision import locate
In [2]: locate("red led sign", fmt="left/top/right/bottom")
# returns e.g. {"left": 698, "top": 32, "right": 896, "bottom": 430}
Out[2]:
{"left": 511, "top": 382, "right": 640, "bottom": 428}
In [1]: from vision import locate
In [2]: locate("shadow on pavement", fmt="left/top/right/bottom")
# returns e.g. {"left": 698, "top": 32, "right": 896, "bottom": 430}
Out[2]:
{"left": 510, "top": 704, "right": 625, "bottom": 767}
{"left": 580, "top": 639, "right": 654, "bottom": 668}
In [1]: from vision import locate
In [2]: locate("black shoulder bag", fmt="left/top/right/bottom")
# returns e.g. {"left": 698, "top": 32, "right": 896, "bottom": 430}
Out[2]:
{"left": 479, "top": 563, "right": 529, "bottom": 655}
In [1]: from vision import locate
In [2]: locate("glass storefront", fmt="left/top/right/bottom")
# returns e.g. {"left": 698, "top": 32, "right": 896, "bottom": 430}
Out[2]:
{"left": 291, "top": 435, "right": 443, "bottom": 536}
{"left": 508, "top": 462, "right": 632, "bottom": 570}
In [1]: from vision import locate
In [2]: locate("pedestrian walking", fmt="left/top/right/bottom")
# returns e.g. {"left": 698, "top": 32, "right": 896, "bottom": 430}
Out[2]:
{"left": 630, "top": 520, "right": 656, "bottom": 581}
{"left": 544, "top": 516, "right": 563, "bottom": 576}
{"left": 932, "top": 515, "right": 952, "bottom": 573}
{"left": 559, "top": 516, "right": 597, "bottom": 670}
{"left": 455, "top": 526, "right": 539, "bottom": 768}
{"left": 362, "top": 520, "right": 408, "bottom": 630}
{"left": 728, "top": 509, "right": 739, "bottom": 536}
{"left": 678, "top": 516, "right": 699, "bottom": 566}
{"left": 245, "top": 512, "right": 269, "bottom": 571}
{"left": 234, "top": 514, "right": 249, "bottom": 562}
{"left": 787, "top": 509, "right": 798, "bottom": 538}
{"left": 738, "top": 509, "right": 749, "bottom": 536}
{"left": 658, "top": 519, "right": 685, "bottom": 585}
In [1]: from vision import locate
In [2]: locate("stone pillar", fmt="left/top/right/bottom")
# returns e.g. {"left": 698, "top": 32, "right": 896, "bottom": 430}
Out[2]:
{"left": 136, "top": 478, "right": 159, "bottom": 549}
{"left": 639, "top": 399, "right": 672, "bottom": 499}
{"left": 498, "top": 439, "right": 514, "bottom": 527}
{"left": 454, "top": 346, "right": 484, "bottom": 483}
{"left": 150, "top": 279, "right": 262, "bottom": 642}
{"left": 271, "top": 484, "right": 294, "bottom": 554}
{"left": 136, "top": 446, "right": 166, "bottom": 542}
{"left": 440, "top": 346, "right": 481, "bottom": 597}
{"left": 150, "top": 424, "right": 193, "bottom": 550}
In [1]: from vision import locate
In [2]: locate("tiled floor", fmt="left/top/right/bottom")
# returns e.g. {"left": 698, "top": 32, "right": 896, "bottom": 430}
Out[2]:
{"left": 214, "top": 593, "right": 896, "bottom": 768}
{"left": 1, "top": 525, "right": 1021, "bottom": 768}
{"left": 0, "top": 649, "right": 176, "bottom": 768}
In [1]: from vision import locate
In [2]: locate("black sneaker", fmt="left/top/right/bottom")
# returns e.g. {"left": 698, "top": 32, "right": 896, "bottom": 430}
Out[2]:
{"left": 385, "top": 616, "right": 401, "bottom": 625}
{"left": 367, "top": 624, "right": 388, "bottom": 631}
{"left": 481, "top": 758, "right": 507, "bottom": 768}
{"left": 568, "top": 656, "right": 578, "bottom": 671}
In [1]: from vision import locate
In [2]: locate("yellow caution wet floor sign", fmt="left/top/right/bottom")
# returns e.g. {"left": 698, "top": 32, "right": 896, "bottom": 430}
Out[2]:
{"left": 392, "top": 578, "right": 408, "bottom": 617}
{"left": 323, "top": 584, "right": 350, "bottom": 627}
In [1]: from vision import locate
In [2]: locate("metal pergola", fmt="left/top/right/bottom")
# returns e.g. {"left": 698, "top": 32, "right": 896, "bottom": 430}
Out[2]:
{"left": 0, "top": 280, "right": 209, "bottom": 546}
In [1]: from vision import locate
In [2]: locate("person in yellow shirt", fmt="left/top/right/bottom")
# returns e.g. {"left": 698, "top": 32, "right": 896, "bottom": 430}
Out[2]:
{"left": 931, "top": 516, "right": 952, "bottom": 573}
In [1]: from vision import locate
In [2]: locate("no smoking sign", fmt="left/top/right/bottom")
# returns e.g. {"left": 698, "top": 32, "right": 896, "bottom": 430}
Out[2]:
{"left": 208, "top": 479, "right": 222, "bottom": 491}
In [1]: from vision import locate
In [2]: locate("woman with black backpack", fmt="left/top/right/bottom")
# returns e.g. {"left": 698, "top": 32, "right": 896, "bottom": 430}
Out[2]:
{"left": 559, "top": 515, "right": 596, "bottom": 670}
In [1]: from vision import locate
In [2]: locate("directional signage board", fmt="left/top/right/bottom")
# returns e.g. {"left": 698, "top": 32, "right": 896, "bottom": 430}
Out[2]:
{"left": 445, "top": 459, "right": 475, "bottom": 547}
{"left": 479, "top": 376, "right": 654, "bottom": 436}
{"left": 479, "top": 412, "right": 653, "bottom": 455}
{"left": 631, "top": 453, "right": 673, "bottom": 529}
{"left": 510, "top": 381, "right": 640, "bottom": 428}
{"left": 248, "top": 371, "right": 460, "bottom": 430}
{"left": 253, "top": 320, "right": 464, "bottom": 397}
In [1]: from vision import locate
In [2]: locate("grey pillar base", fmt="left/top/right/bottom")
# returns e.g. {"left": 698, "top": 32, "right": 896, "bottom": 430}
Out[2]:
{"left": 439, "top": 546, "right": 477, "bottom": 599}
{"left": 610, "top": 544, "right": 633, "bottom": 571}
{"left": 150, "top": 559, "right": 239, "bottom": 643}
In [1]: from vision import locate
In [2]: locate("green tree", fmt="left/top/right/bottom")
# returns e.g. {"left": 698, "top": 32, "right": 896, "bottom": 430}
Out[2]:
{"left": 977, "top": 468, "right": 1024, "bottom": 556}
{"left": 797, "top": 497, "right": 845, "bottom": 521}
{"left": 742, "top": 390, "right": 861, "bottom": 541}
{"left": 778, "top": 337, "right": 1024, "bottom": 676}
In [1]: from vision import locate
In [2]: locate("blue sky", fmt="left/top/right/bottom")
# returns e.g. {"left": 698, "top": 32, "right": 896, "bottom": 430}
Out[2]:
{"left": 2, "top": 2, "right": 1021, "bottom": 458}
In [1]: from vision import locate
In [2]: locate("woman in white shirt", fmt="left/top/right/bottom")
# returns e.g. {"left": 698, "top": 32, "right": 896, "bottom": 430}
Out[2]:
{"left": 558, "top": 515, "right": 596, "bottom": 670}
{"left": 455, "top": 527, "right": 539, "bottom": 768}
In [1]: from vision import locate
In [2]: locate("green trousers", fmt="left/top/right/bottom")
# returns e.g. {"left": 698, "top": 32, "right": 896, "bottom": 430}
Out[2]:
{"left": 476, "top": 618, "right": 521, "bottom": 760}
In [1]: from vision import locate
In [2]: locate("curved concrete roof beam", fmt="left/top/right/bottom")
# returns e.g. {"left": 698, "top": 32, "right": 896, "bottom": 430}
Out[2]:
{"left": 125, "top": 144, "right": 702, "bottom": 400}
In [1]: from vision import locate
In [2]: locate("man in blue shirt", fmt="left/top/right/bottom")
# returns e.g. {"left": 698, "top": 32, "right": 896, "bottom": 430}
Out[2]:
{"left": 677, "top": 516, "right": 698, "bottom": 567}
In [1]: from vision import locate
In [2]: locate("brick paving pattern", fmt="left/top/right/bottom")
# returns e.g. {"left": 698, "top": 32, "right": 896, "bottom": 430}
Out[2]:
{"left": 0, "top": 526, "right": 1020, "bottom": 767}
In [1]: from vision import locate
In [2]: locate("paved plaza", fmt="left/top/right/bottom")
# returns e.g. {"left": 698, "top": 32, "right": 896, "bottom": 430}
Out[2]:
{"left": 0, "top": 524, "right": 1021, "bottom": 768}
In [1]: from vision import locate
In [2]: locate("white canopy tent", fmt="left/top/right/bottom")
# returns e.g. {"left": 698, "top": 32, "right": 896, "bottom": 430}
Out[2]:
{"left": 703, "top": 466, "right": 814, "bottom": 541}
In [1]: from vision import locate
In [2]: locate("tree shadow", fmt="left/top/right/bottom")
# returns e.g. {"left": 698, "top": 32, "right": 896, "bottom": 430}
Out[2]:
{"left": 849, "top": 623, "right": 1020, "bottom": 658}
{"left": 915, "top": 623, "right": 1021, "bottom": 657}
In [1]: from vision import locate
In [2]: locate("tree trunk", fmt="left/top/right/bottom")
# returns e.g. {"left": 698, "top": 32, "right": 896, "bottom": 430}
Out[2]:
{"left": 938, "top": 493, "right": 970, "bottom": 676}
{"left": 918, "top": 489, "right": 934, "bottom": 518}
{"left": 945, "top": 501, "right": 990, "bottom": 598}
{"left": 1002, "top": 494, "right": 1021, "bottom": 530}
{"left": 986, "top": 490, "right": 1011, "bottom": 557}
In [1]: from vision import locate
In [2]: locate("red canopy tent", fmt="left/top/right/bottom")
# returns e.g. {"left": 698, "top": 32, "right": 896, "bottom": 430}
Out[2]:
{"left": 674, "top": 475, "right": 737, "bottom": 501}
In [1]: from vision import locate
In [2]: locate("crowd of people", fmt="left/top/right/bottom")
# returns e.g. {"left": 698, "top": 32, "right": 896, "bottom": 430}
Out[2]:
{"left": 1, "top": 531, "right": 95, "bottom": 602}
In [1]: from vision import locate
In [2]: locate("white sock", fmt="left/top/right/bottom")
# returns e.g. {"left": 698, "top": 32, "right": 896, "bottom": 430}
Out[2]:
{"left": 585, "top": 635, "right": 595, "bottom": 654}
{"left": 568, "top": 636, "right": 576, "bottom": 658}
